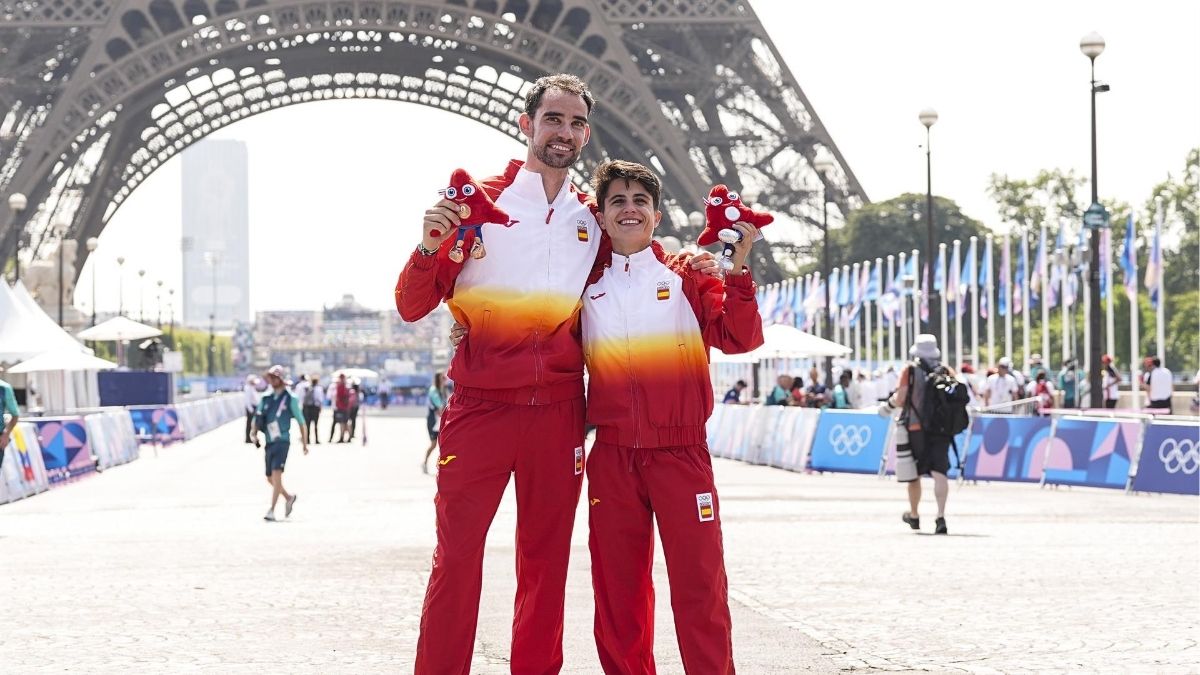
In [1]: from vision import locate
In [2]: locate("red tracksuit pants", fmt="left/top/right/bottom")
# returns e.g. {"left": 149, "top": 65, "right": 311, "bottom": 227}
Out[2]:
{"left": 415, "top": 393, "right": 585, "bottom": 675}
{"left": 587, "top": 442, "right": 735, "bottom": 675}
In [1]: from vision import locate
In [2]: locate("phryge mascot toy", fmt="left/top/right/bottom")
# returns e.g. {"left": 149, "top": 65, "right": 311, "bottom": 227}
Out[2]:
{"left": 698, "top": 184, "right": 774, "bottom": 272}
{"left": 433, "top": 168, "right": 516, "bottom": 263}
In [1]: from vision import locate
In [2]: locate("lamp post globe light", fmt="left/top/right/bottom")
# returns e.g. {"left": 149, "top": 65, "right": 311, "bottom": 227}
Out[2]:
{"left": 919, "top": 107, "right": 939, "bottom": 338}
{"left": 53, "top": 218, "right": 69, "bottom": 327}
{"left": 86, "top": 237, "right": 99, "bottom": 327}
{"left": 813, "top": 154, "right": 836, "bottom": 388}
{"left": 1080, "top": 31, "right": 1107, "bottom": 407}
{"left": 116, "top": 255, "right": 126, "bottom": 316}
{"left": 8, "top": 192, "right": 27, "bottom": 282}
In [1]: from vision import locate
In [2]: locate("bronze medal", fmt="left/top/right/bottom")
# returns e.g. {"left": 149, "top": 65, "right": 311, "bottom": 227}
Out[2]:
{"left": 457, "top": 203, "right": 472, "bottom": 220}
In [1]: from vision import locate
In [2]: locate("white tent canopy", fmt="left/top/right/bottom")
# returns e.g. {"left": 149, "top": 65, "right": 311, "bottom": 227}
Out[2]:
{"left": 331, "top": 367, "right": 379, "bottom": 382}
{"left": 0, "top": 281, "right": 89, "bottom": 362}
{"left": 77, "top": 316, "right": 163, "bottom": 342}
{"left": 6, "top": 349, "right": 118, "bottom": 374}
{"left": 711, "top": 324, "right": 852, "bottom": 363}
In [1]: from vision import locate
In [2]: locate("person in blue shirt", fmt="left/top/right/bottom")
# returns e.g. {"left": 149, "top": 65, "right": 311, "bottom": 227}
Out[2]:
{"left": 251, "top": 365, "right": 309, "bottom": 522}
{"left": 1, "top": 377, "right": 20, "bottom": 468}
{"left": 722, "top": 379, "right": 748, "bottom": 404}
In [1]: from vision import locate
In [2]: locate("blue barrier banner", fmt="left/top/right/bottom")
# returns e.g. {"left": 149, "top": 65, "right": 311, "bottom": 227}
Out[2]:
{"left": 34, "top": 418, "right": 96, "bottom": 485}
{"left": 1042, "top": 418, "right": 1141, "bottom": 489}
{"left": 809, "top": 410, "right": 890, "bottom": 474}
{"left": 1131, "top": 421, "right": 1200, "bottom": 495}
{"left": 963, "top": 415, "right": 1052, "bottom": 482}
{"left": 128, "top": 406, "right": 183, "bottom": 442}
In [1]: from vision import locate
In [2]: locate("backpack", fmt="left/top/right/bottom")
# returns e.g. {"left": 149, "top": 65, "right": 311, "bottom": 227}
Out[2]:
{"left": 303, "top": 386, "right": 316, "bottom": 407}
{"left": 920, "top": 367, "right": 971, "bottom": 439}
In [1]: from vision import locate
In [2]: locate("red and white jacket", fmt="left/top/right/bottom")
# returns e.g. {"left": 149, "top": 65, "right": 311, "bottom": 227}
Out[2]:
{"left": 395, "top": 160, "right": 606, "bottom": 404}
{"left": 582, "top": 242, "right": 764, "bottom": 448}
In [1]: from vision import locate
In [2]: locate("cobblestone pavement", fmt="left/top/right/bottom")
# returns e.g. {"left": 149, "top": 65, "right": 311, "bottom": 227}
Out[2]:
{"left": 0, "top": 416, "right": 1196, "bottom": 673}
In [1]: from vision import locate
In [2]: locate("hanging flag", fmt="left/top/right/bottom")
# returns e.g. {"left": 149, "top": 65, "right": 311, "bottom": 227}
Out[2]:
{"left": 1013, "top": 233, "right": 1026, "bottom": 315}
{"left": 934, "top": 247, "right": 946, "bottom": 292}
{"left": 827, "top": 268, "right": 839, "bottom": 320}
{"left": 1120, "top": 214, "right": 1138, "bottom": 301}
{"left": 849, "top": 261, "right": 872, "bottom": 326}
{"left": 999, "top": 235, "right": 1011, "bottom": 316}
{"left": 837, "top": 266, "right": 851, "bottom": 307}
{"left": 1031, "top": 227, "right": 1046, "bottom": 308}
{"left": 1047, "top": 229, "right": 1062, "bottom": 309}
{"left": 1099, "top": 229, "right": 1110, "bottom": 300}
{"left": 978, "top": 237, "right": 991, "bottom": 319}
{"left": 880, "top": 261, "right": 900, "bottom": 325}
{"left": 774, "top": 280, "right": 791, "bottom": 325}
{"left": 1145, "top": 210, "right": 1162, "bottom": 309}
{"left": 920, "top": 262, "right": 930, "bottom": 324}
{"left": 866, "top": 261, "right": 881, "bottom": 302}
{"left": 960, "top": 238, "right": 977, "bottom": 317}
{"left": 947, "top": 242, "right": 961, "bottom": 319}
{"left": 792, "top": 275, "right": 806, "bottom": 329}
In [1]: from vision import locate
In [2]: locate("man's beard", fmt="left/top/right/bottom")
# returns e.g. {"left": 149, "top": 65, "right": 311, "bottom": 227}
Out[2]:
{"left": 534, "top": 139, "right": 580, "bottom": 169}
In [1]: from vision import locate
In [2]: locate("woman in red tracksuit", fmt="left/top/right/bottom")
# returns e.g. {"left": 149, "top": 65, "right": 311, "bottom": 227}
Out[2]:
{"left": 582, "top": 160, "right": 764, "bottom": 674}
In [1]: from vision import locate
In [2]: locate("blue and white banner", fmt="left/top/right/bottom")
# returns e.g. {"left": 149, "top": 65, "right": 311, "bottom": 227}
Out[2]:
{"left": 1131, "top": 421, "right": 1199, "bottom": 495}
{"left": 962, "top": 415, "right": 1053, "bottom": 483}
{"left": 809, "top": 410, "right": 890, "bottom": 474}
{"left": 1041, "top": 417, "right": 1140, "bottom": 489}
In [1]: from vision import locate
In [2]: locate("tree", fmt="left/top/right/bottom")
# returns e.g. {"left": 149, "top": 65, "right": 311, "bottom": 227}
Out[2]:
{"left": 799, "top": 193, "right": 990, "bottom": 274}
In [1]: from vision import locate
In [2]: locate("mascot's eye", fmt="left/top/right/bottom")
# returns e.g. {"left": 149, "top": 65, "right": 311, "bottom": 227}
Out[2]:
{"left": 444, "top": 186, "right": 457, "bottom": 199}
{"left": 727, "top": 191, "right": 740, "bottom": 202}
{"left": 710, "top": 196, "right": 723, "bottom": 206}
{"left": 462, "top": 184, "right": 476, "bottom": 197}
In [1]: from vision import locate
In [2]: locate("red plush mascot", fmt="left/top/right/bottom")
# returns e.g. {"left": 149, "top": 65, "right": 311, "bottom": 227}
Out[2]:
{"left": 435, "top": 168, "right": 516, "bottom": 263}
{"left": 698, "top": 185, "right": 774, "bottom": 272}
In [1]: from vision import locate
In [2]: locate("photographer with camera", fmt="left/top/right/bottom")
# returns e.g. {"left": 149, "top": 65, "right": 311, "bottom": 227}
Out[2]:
{"left": 879, "top": 334, "right": 969, "bottom": 535}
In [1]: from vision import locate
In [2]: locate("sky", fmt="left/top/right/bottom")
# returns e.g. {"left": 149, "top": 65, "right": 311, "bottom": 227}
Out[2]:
{"left": 78, "top": 0, "right": 1200, "bottom": 322}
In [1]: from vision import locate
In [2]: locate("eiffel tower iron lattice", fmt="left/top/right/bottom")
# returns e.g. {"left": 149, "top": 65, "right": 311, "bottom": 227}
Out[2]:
{"left": 1, "top": 0, "right": 867, "bottom": 284}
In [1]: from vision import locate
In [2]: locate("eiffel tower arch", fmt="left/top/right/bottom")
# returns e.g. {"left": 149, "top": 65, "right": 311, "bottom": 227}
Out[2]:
{"left": 1, "top": 0, "right": 868, "bottom": 285}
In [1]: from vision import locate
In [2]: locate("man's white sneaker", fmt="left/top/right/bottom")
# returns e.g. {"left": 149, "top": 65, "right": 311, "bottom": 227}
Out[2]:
{"left": 285, "top": 494, "right": 297, "bottom": 518}
{"left": 264, "top": 511, "right": 277, "bottom": 522}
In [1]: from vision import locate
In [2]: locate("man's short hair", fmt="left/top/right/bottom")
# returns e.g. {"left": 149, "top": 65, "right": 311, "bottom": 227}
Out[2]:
{"left": 524, "top": 73, "right": 595, "bottom": 117}
{"left": 592, "top": 159, "right": 662, "bottom": 210}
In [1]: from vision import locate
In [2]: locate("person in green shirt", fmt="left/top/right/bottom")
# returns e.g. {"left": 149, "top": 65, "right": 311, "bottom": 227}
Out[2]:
{"left": 251, "top": 365, "right": 309, "bottom": 522}
{"left": 1058, "top": 360, "right": 1080, "bottom": 409}
{"left": 832, "top": 371, "right": 854, "bottom": 409}
{"left": 0, "top": 378, "right": 19, "bottom": 467}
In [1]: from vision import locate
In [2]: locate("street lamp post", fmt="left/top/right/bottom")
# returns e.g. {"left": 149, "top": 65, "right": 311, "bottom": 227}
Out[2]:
{"left": 116, "top": 256, "right": 126, "bottom": 316}
{"left": 137, "top": 268, "right": 146, "bottom": 322}
{"left": 86, "top": 237, "right": 99, "bottom": 327}
{"left": 1081, "top": 31, "right": 1107, "bottom": 408}
{"left": 814, "top": 155, "right": 836, "bottom": 388}
{"left": 7, "top": 193, "right": 26, "bottom": 282}
{"left": 156, "top": 279, "right": 164, "bottom": 328}
{"left": 920, "top": 108, "right": 939, "bottom": 340}
{"left": 53, "top": 218, "right": 68, "bottom": 327}
{"left": 168, "top": 288, "right": 176, "bottom": 343}
{"left": 204, "top": 252, "right": 219, "bottom": 379}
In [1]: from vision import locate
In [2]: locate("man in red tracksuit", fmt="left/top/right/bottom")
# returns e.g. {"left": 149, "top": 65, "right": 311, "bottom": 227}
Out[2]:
{"left": 581, "top": 160, "right": 764, "bottom": 674}
{"left": 395, "top": 74, "right": 600, "bottom": 674}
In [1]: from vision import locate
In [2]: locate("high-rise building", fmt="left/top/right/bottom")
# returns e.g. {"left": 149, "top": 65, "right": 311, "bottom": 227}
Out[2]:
{"left": 180, "top": 139, "right": 249, "bottom": 328}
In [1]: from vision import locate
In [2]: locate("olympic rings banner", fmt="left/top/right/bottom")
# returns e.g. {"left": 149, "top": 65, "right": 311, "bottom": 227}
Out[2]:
{"left": 1041, "top": 417, "right": 1141, "bottom": 490}
{"left": 962, "top": 415, "right": 1053, "bottom": 483}
{"left": 809, "top": 410, "right": 890, "bottom": 474}
{"left": 1131, "top": 421, "right": 1200, "bottom": 495}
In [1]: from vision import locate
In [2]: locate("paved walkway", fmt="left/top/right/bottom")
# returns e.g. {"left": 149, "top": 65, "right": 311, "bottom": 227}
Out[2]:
{"left": 0, "top": 416, "right": 1196, "bottom": 673}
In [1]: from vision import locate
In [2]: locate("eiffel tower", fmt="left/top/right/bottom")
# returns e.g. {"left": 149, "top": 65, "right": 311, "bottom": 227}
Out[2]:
{"left": 1, "top": 0, "right": 867, "bottom": 285}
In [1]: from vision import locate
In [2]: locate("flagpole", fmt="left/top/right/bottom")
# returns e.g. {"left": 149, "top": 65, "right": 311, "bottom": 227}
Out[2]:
{"left": 953, "top": 239, "right": 963, "bottom": 369}
{"left": 1021, "top": 231, "right": 1031, "bottom": 371}
{"left": 1003, "top": 233, "right": 1012, "bottom": 364}
{"left": 898, "top": 251, "right": 907, "bottom": 360}
{"left": 886, "top": 254, "right": 896, "bottom": 363}
{"left": 1105, "top": 228, "right": 1115, "bottom": 359}
{"left": 1154, "top": 202, "right": 1166, "bottom": 362}
{"left": 969, "top": 236, "right": 979, "bottom": 369}
{"left": 939, "top": 243, "right": 948, "bottom": 358}
{"left": 1128, "top": 214, "right": 1141, "bottom": 409}
{"left": 850, "top": 262, "right": 860, "bottom": 366}
{"left": 880, "top": 256, "right": 889, "bottom": 365}
{"left": 1060, "top": 237, "right": 1070, "bottom": 367}
{"left": 911, "top": 248, "right": 920, "bottom": 347}
{"left": 986, "top": 234, "right": 995, "bottom": 365}
{"left": 867, "top": 261, "right": 875, "bottom": 374}
{"left": 1040, "top": 224, "right": 1050, "bottom": 368}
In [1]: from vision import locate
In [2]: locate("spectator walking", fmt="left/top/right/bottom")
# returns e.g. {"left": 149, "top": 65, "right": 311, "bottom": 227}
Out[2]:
{"left": 348, "top": 381, "right": 362, "bottom": 440}
{"left": 1058, "top": 359, "right": 1081, "bottom": 409}
{"left": 1101, "top": 355, "right": 1122, "bottom": 409}
{"left": 328, "top": 373, "right": 351, "bottom": 443}
{"left": 422, "top": 373, "right": 448, "bottom": 474}
{"left": 250, "top": 365, "right": 308, "bottom": 522}
{"left": 832, "top": 371, "right": 854, "bottom": 408}
{"left": 983, "top": 359, "right": 1020, "bottom": 409}
{"left": 1, "top": 376, "right": 20, "bottom": 466}
{"left": 303, "top": 375, "right": 322, "bottom": 444}
{"left": 722, "top": 379, "right": 747, "bottom": 404}
{"left": 1143, "top": 356, "right": 1174, "bottom": 413}
{"left": 882, "top": 334, "right": 961, "bottom": 535}
{"left": 242, "top": 375, "right": 259, "bottom": 444}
